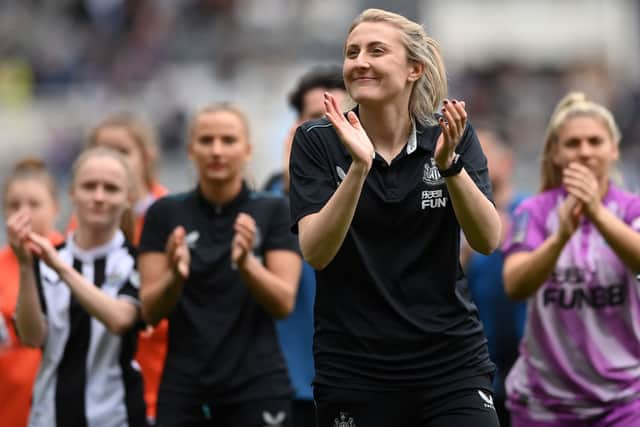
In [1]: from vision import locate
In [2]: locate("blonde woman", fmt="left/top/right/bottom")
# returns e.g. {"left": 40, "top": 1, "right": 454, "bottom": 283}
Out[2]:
{"left": 289, "top": 8, "right": 501, "bottom": 427}
{"left": 79, "top": 112, "right": 168, "bottom": 424}
{"left": 139, "top": 104, "right": 301, "bottom": 427}
{"left": 9, "top": 148, "right": 146, "bottom": 427}
{"left": 503, "top": 92, "right": 640, "bottom": 426}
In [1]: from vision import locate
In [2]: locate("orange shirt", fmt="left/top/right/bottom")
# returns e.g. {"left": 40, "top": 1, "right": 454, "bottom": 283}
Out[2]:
{"left": 134, "top": 184, "right": 169, "bottom": 421}
{"left": 0, "top": 232, "right": 64, "bottom": 427}
{"left": 68, "top": 182, "right": 169, "bottom": 420}
{"left": 136, "top": 319, "right": 168, "bottom": 420}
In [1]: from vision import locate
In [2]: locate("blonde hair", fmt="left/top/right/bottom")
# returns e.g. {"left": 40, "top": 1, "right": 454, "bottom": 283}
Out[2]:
{"left": 71, "top": 147, "right": 136, "bottom": 242}
{"left": 88, "top": 112, "right": 159, "bottom": 191}
{"left": 187, "top": 103, "right": 255, "bottom": 188}
{"left": 347, "top": 8, "right": 448, "bottom": 125}
{"left": 3, "top": 158, "right": 57, "bottom": 210}
{"left": 540, "top": 92, "right": 621, "bottom": 192}
{"left": 187, "top": 103, "right": 251, "bottom": 144}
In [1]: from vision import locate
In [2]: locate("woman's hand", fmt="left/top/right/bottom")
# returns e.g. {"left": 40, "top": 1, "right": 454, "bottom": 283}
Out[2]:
{"left": 231, "top": 213, "right": 257, "bottom": 268}
{"left": 562, "top": 162, "right": 602, "bottom": 218}
{"left": 6, "top": 210, "right": 35, "bottom": 264}
{"left": 557, "top": 193, "right": 583, "bottom": 242}
{"left": 166, "top": 226, "right": 190, "bottom": 280}
{"left": 435, "top": 99, "right": 467, "bottom": 170}
{"left": 27, "top": 232, "right": 65, "bottom": 272}
{"left": 323, "top": 92, "right": 374, "bottom": 172}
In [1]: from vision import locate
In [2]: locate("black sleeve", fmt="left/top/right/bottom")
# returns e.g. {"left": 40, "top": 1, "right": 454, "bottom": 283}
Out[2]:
{"left": 289, "top": 125, "right": 336, "bottom": 233}
{"left": 458, "top": 123, "right": 494, "bottom": 203}
{"left": 138, "top": 197, "right": 173, "bottom": 254}
{"left": 117, "top": 279, "right": 139, "bottom": 301}
{"left": 33, "top": 258, "right": 47, "bottom": 316}
{"left": 117, "top": 245, "right": 140, "bottom": 302}
{"left": 264, "top": 197, "right": 301, "bottom": 254}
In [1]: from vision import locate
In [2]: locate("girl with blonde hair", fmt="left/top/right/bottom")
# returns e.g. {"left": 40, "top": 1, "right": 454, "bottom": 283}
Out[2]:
{"left": 69, "top": 112, "right": 169, "bottom": 424}
{"left": 138, "top": 104, "right": 301, "bottom": 427}
{"left": 503, "top": 92, "right": 640, "bottom": 426}
{"left": 9, "top": 148, "right": 146, "bottom": 427}
{"left": 289, "top": 8, "right": 501, "bottom": 427}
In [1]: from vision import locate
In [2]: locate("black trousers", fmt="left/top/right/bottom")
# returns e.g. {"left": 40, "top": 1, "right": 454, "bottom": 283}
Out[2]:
{"left": 314, "top": 383, "right": 500, "bottom": 427}
{"left": 156, "top": 394, "right": 293, "bottom": 427}
{"left": 292, "top": 399, "right": 316, "bottom": 427}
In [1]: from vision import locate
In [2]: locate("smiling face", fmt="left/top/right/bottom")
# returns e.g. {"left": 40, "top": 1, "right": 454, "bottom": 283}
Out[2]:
{"left": 343, "top": 21, "right": 421, "bottom": 107}
{"left": 553, "top": 115, "right": 619, "bottom": 187}
{"left": 188, "top": 109, "right": 252, "bottom": 186}
{"left": 71, "top": 154, "right": 130, "bottom": 234}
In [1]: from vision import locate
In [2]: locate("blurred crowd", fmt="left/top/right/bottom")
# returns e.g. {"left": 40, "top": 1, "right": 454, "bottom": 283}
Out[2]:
{"left": 1, "top": 1, "right": 639, "bottom": 196}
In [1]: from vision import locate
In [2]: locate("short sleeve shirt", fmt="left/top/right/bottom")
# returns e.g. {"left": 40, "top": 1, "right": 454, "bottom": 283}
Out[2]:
{"left": 289, "top": 114, "right": 496, "bottom": 393}
{"left": 503, "top": 185, "right": 640, "bottom": 421}
{"left": 29, "top": 231, "right": 145, "bottom": 427}
{"left": 138, "top": 183, "right": 298, "bottom": 403}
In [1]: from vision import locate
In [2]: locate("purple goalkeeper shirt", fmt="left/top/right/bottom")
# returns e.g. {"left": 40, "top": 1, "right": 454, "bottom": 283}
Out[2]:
{"left": 503, "top": 184, "right": 640, "bottom": 422}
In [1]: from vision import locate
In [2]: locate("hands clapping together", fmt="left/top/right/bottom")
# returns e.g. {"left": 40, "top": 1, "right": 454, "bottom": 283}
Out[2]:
{"left": 557, "top": 161, "right": 607, "bottom": 243}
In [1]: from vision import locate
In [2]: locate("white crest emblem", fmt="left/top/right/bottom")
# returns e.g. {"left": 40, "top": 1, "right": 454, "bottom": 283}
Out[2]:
{"left": 185, "top": 230, "right": 200, "bottom": 249}
{"left": 334, "top": 412, "right": 356, "bottom": 427}
{"left": 422, "top": 158, "right": 444, "bottom": 186}
{"left": 262, "top": 410, "right": 286, "bottom": 427}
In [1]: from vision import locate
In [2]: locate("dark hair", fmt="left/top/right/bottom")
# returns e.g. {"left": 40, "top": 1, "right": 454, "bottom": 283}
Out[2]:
{"left": 288, "top": 65, "right": 345, "bottom": 116}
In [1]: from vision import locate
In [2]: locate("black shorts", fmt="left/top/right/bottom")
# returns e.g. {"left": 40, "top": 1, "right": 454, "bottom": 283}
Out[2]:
{"left": 292, "top": 399, "right": 315, "bottom": 427}
{"left": 314, "top": 381, "right": 500, "bottom": 427}
{"left": 156, "top": 394, "right": 292, "bottom": 427}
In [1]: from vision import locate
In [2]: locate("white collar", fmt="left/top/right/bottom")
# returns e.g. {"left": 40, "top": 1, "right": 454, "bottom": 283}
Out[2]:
{"left": 67, "top": 230, "right": 125, "bottom": 263}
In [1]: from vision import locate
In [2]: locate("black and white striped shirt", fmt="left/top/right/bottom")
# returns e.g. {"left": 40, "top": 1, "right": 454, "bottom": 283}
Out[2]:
{"left": 28, "top": 231, "right": 146, "bottom": 427}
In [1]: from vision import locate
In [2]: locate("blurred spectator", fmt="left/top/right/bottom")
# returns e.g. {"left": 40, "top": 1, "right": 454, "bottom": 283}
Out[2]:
{"left": 67, "top": 112, "right": 169, "bottom": 424}
{"left": 503, "top": 92, "right": 640, "bottom": 426}
{"left": 462, "top": 127, "right": 527, "bottom": 427}
{"left": 139, "top": 104, "right": 301, "bottom": 427}
{"left": 0, "top": 158, "right": 62, "bottom": 427}
{"left": 263, "top": 64, "right": 345, "bottom": 427}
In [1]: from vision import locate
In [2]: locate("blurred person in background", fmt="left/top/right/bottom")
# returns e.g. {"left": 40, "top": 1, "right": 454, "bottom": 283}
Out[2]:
{"left": 90, "top": 112, "right": 168, "bottom": 424}
{"left": 263, "top": 64, "right": 346, "bottom": 427}
{"left": 0, "top": 159, "right": 63, "bottom": 427}
{"left": 289, "top": 8, "right": 501, "bottom": 427}
{"left": 68, "top": 112, "right": 168, "bottom": 425}
{"left": 138, "top": 104, "right": 301, "bottom": 427}
{"left": 463, "top": 127, "right": 528, "bottom": 427}
{"left": 9, "top": 147, "right": 146, "bottom": 427}
{"left": 263, "top": 64, "right": 346, "bottom": 194}
{"left": 71, "top": 112, "right": 168, "bottom": 243}
{"left": 503, "top": 92, "right": 640, "bottom": 427}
